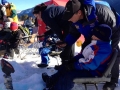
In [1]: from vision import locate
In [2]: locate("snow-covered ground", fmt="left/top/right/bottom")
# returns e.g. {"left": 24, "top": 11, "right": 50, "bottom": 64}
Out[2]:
{"left": 0, "top": 43, "right": 120, "bottom": 90}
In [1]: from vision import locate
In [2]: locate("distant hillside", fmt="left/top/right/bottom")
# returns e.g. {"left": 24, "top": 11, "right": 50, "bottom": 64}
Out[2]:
{"left": 18, "top": 0, "right": 120, "bottom": 17}
{"left": 18, "top": 8, "right": 34, "bottom": 18}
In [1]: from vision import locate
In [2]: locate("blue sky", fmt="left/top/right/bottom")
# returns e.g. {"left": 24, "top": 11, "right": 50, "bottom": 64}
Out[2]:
{"left": 4, "top": 0, "right": 48, "bottom": 10}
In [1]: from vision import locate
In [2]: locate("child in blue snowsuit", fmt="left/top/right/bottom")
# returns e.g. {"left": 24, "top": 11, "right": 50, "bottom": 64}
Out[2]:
{"left": 42, "top": 24, "right": 112, "bottom": 90}
{"left": 37, "top": 34, "right": 60, "bottom": 68}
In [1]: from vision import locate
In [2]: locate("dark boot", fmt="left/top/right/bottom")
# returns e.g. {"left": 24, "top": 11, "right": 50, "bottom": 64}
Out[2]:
{"left": 37, "top": 64, "right": 48, "bottom": 68}
{"left": 54, "top": 60, "right": 68, "bottom": 70}
{"left": 42, "top": 73, "right": 53, "bottom": 88}
{"left": 54, "top": 64, "right": 63, "bottom": 70}
{"left": 103, "top": 82, "right": 117, "bottom": 90}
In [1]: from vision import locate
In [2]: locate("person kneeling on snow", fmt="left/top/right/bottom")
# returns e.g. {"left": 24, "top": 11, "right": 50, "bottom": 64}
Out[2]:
{"left": 7, "top": 22, "right": 21, "bottom": 58}
{"left": 37, "top": 34, "right": 62, "bottom": 68}
{"left": 0, "top": 22, "right": 21, "bottom": 58}
{"left": 42, "top": 24, "right": 112, "bottom": 90}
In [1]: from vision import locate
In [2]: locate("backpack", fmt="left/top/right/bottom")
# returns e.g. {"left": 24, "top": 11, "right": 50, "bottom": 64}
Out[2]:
{"left": 19, "top": 26, "right": 30, "bottom": 36}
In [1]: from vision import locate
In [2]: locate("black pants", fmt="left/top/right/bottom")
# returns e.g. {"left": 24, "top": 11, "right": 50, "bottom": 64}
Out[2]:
{"left": 52, "top": 69, "right": 93, "bottom": 90}
{"left": 6, "top": 48, "right": 14, "bottom": 58}
{"left": 60, "top": 44, "right": 75, "bottom": 65}
{"left": 6, "top": 46, "right": 19, "bottom": 58}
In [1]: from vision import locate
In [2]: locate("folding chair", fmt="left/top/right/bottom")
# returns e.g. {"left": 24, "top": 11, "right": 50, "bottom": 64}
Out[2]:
{"left": 73, "top": 49, "right": 118, "bottom": 90}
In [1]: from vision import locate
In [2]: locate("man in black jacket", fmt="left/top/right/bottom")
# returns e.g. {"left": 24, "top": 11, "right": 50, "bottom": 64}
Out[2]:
{"left": 33, "top": 3, "right": 80, "bottom": 67}
{"left": 62, "top": 0, "right": 120, "bottom": 90}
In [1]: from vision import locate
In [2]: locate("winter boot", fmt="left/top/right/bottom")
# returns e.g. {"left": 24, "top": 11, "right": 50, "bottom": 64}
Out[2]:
{"left": 37, "top": 64, "right": 48, "bottom": 68}
{"left": 103, "top": 82, "right": 117, "bottom": 90}
{"left": 54, "top": 65, "right": 63, "bottom": 70}
{"left": 42, "top": 73, "right": 54, "bottom": 88}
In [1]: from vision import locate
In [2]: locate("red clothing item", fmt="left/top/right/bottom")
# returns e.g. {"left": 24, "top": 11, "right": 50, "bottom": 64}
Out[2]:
{"left": 37, "top": 19, "right": 46, "bottom": 41}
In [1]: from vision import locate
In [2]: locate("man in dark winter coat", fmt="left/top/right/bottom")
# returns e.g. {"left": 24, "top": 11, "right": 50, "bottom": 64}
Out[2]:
{"left": 61, "top": 0, "right": 120, "bottom": 90}
{"left": 8, "top": 22, "right": 21, "bottom": 57}
{"left": 33, "top": 3, "right": 80, "bottom": 67}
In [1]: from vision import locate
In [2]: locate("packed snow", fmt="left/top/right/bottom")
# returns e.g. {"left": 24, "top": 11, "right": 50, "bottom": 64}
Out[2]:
{"left": 0, "top": 42, "right": 120, "bottom": 90}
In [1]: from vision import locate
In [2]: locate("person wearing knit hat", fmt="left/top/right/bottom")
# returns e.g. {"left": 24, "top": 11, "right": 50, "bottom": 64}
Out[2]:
{"left": 5, "top": 21, "right": 20, "bottom": 58}
{"left": 1, "top": 0, "right": 8, "bottom": 5}
{"left": 1, "top": 0, "right": 18, "bottom": 23}
{"left": 0, "top": 21, "right": 20, "bottom": 58}
{"left": 92, "top": 24, "right": 112, "bottom": 42}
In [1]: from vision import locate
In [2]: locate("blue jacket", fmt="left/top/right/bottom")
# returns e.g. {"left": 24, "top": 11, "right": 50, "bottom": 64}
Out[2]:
{"left": 74, "top": 40, "right": 112, "bottom": 76}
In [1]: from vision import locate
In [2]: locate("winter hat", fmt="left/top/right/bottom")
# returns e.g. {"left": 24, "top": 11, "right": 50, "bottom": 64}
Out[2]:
{"left": 10, "top": 22, "right": 18, "bottom": 31}
{"left": 63, "top": 0, "right": 81, "bottom": 20}
{"left": 1, "top": 0, "right": 8, "bottom": 5}
{"left": 92, "top": 24, "right": 112, "bottom": 42}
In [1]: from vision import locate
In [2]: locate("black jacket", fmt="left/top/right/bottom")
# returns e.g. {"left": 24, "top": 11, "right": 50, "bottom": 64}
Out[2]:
{"left": 96, "top": 3, "right": 119, "bottom": 49}
{"left": 9, "top": 30, "right": 21, "bottom": 48}
{"left": 41, "top": 5, "right": 70, "bottom": 41}
{"left": 0, "top": 28, "right": 11, "bottom": 41}
{"left": 0, "top": 28, "right": 21, "bottom": 48}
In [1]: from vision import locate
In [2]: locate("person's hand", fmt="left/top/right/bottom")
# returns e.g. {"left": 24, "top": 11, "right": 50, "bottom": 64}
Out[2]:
{"left": 47, "top": 37, "right": 52, "bottom": 41}
{"left": 56, "top": 41, "right": 66, "bottom": 48}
